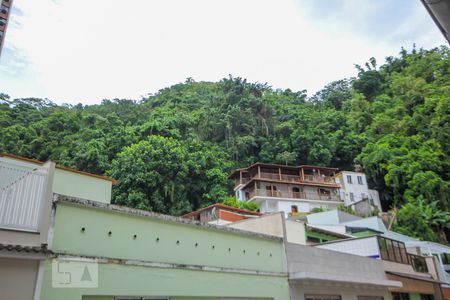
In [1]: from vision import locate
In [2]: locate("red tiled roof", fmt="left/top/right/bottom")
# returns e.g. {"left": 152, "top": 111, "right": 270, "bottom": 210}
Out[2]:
{"left": 182, "top": 203, "right": 261, "bottom": 219}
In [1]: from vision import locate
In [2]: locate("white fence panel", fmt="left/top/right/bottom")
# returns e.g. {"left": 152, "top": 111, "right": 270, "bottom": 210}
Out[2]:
{"left": 0, "top": 160, "right": 48, "bottom": 231}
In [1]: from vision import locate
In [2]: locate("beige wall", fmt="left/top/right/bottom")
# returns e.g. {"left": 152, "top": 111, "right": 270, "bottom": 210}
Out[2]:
{"left": 0, "top": 258, "right": 39, "bottom": 300}
{"left": 227, "top": 213, "right": 285, "bottom": 238}
{"left": 227, "top": 213, "right": 307, "bottom": 245}
{"left": 285, "top": 220, "right": 307, "bottom": 245}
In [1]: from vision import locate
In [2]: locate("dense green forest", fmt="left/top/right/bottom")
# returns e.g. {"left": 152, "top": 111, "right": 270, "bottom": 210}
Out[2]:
{"left": 1, "top": 46, "right": 449, "bottom": 243}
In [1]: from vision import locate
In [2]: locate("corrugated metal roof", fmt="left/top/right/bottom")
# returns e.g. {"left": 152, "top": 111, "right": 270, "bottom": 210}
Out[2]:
{"left": 0, "top": 243, "right": 52, "bottom": 254}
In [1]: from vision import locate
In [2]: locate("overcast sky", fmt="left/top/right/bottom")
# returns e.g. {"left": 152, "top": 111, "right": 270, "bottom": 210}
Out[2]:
{"left": 0, "top": 0, "right": 446, "bottom": 105}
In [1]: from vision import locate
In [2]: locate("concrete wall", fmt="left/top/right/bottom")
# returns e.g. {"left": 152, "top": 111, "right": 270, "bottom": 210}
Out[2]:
{"left": 227, "top": 213, "right": 285, "bottom": 238}
{"left": 285, "top": 221, "right": 307, "bottom": 245}
{"left": 40, "top": 260, "right": 288, "bottom": 300}
{"left": 51, "top": 203, "right": 284, "bottom": 273}
{"left": 53, "top": 169, "right": 112, "bottom": 203}
{"left": 0, "top": 257, "right": 40, "bottom": 300}
{"left": 316, "top": 236, "right": 381, "bottom": 258}
{"left": 289, "top": 283, "right": 389, "bottom": 300}
{"left": 286, "top": 243, "right": 392, "bottom": 300}
{"left": 286, "top": 242, "right": 388, "bottom": 282}
{"left": 306, "top": 210, "right": 361, "bottom": 225}
{"left": 40, "top": 201, "right": 290, "bottom": 300}
{"left": 227, "top": 213, "right": 307, "bottom": 245}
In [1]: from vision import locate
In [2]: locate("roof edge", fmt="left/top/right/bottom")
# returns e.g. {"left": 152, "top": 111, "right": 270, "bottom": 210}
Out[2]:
{"left": 0, "top": 152, "right": 117, "bottom": 184}
{"left": 53, "top": 194, "right": 283, "bottom": 242}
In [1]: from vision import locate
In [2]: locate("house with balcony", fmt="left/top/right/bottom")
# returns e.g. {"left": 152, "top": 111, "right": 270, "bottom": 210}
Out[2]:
{"left": 230, "top": 163, "right": 343, "bottom": 217}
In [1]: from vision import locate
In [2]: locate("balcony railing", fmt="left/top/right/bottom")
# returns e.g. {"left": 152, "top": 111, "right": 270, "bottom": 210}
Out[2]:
{"left": 248, "top": 188, "right": 342, "bottom": 202}
{"left": 239, "top": 172, "right": 337, "bottom": 186}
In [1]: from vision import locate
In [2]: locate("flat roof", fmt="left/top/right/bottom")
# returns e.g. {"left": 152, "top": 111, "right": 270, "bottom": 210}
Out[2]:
{"left": 0, "top": 152, "right": 117, "bottom": 184}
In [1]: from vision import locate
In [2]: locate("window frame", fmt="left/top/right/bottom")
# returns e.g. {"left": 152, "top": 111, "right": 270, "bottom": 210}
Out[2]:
{"left": 357, "top": 175, "right": 363, "bottom": 185}
{"left": 347, "top": 175, "right": 353, "bottom": 184}
{"left": 305, "top": 294, "right": 342, "bottom": 300}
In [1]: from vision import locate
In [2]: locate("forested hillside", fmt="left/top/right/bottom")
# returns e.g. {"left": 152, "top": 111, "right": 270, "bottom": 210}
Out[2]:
{"left": 1, "top": 46, "right": 449, "bottom": 243}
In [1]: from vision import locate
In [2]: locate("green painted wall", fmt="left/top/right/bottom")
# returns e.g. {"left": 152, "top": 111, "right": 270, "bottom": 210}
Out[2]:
{"left": 305, "top": 230, "right": 338, "bottom": 243}
{"left": 40, "top": 260, "right": 289, "bottom": 300}
{"left": 52, "top": 203, "right": 284, "bottom": 273}
{"left": 53, "top": 169, "right": 112, "bottom": 203}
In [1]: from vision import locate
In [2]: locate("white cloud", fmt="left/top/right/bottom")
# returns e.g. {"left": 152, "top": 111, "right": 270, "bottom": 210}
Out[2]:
{"left": 0, "top": 0, "right": 446, "bottom": 104}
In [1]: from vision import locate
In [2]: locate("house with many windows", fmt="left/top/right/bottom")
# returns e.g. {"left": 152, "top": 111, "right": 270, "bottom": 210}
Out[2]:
{"left": 230, "top": 163, "right": 343, "bottom": 216}
{"left": 334, "top": 171, "right": 382, "bottom": 214}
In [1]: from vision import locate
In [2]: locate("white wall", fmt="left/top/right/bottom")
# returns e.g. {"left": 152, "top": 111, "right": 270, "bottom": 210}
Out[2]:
{"left": 316, "top": 236, "right": 381, "bottom": 258}
{"left": 338, "top": 171, "right": 370, "bottom": 205}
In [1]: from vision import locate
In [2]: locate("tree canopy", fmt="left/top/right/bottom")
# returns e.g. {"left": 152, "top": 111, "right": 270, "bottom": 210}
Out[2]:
{"left": 1, "top": 46, "right": 449, "bottom": 243}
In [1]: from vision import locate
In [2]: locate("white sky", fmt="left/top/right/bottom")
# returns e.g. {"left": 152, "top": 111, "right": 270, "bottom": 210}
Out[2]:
{"left": 0, "top": 0, "right": 446, "bottom": 104}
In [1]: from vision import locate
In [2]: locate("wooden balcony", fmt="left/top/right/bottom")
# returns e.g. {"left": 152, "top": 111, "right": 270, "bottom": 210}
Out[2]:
{"left": 238, "top": 172, "right": 337, "bottom": 186}
{"left": 247, "top": 188, "right": 342, "bottom": 202}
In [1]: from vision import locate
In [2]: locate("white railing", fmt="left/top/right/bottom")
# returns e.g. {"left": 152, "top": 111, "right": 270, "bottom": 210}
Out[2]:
{"left": 0, "top": 160, "right": 48, "bottom": 231}
{"left": 248, "top": 188, "right": 342, "bottom": 202}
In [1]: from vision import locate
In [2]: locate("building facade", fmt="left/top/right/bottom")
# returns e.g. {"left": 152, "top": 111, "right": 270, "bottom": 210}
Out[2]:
{"left": 334, "top": 171, "right": 382, "bottom": 213}
{"left": 0, "top": 0, "right": 12, "bottom": 57}
{"left": 0, "top": 153, "right": 115, "bottom": 299}
{"left": 316, "top": 236, "right": 445, "bottom": 300}
{"left": 1, "top": 153, "right": 290, "bottom": 300}
{"left": 230, "top": 163, "right": 343, "bottom": 217}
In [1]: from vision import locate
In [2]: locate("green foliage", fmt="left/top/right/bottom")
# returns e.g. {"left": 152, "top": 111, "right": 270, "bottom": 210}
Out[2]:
{"left": 1, "top": 46, "right": 449, "bottom": 244}
{"left": 222, "top": 196, "right": 259, "bottom": 212}
{"left": 337, "top": 205, "right": 357, "bottom": 216}
{"left": 310, "top": 207, "right": 327, "bottom": 214}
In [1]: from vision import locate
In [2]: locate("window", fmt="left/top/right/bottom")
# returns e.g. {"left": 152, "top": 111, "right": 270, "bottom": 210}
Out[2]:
{"left": 357, "top": 175, "right": 363, "bottom": 185}
{"left": 420, "top": 294, "right": 434, "bottom": 300}
{"left": 410, "top": 254, "right": 429, "bottom": 273}
{"left": 358, "top": 297, "right": 384, "bottom": 300}
{"left": 265, "top": 185, "right": 277, "bottom": 197}
{"left": 319, "top": 188, "right": 330, "bottom": 195}
{"left": 305, "top": 295, "right": 341, "bottom": 300}
{"left": 361, "top": 193, "right": 366, "bottom": 200}
{"left": 292, "top": 187, "right": 302, "bottom": 198}
{"left": 377, "top": 236, "right": 410, "bottom": 264}
{"left": 350, "top": 192, "right": 355, "bottom": 202}
{"left": 347, "top": 175, "right": 353, "bottom": 184}
{"left": 1, "top": 5, "right": 8, "bottom": 14}
{"left": 391, "top": 293, "right": 409, "bottom": 300}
